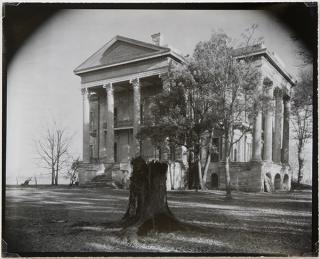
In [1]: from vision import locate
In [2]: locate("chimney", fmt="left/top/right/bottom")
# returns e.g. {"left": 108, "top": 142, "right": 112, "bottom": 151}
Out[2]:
{"left": 151, "top": 33, "right": 163, "bottom": 46}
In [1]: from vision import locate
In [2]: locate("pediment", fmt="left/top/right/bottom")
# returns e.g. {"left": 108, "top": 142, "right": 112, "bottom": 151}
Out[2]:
{"left": 75, "top": 36, "right": 170, "bottom": 73}
{"left": 100, "top": 41, "right": 159, "bottom": 66}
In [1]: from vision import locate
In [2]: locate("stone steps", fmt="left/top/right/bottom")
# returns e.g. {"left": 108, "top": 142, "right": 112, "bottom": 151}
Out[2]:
{"left": 78, "top": 162, "right": 119, "bottom": 188}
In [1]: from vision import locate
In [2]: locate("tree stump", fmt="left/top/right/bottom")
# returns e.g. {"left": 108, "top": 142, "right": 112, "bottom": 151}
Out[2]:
{"left": 120, "top": 157, "right": 191, "bottom": 238}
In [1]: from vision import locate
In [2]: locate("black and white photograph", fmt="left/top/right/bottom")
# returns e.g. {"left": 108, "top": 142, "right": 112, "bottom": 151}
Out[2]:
{"left": 3, "top": 2, "right": 318, "bottom": 257}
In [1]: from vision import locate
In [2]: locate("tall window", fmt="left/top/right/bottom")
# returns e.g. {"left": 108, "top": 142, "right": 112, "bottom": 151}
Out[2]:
{"left": 114, "top": 142, "right": 118, "bottom": 162}
{"left": 114, "top": 107, "right": 118, "bottom": 126}
{"left": 170, "top": 145, "right": 176, "bottom": 161}
{"left": 89, "top": 145, "right": 93, "bottom": 161}
{"left": 140, "top": 102, "right": 144, "bottom": 124}
{"left": 211, "top": 138, "right": 220, "bottom": 162}
{"left": 90, "top": 111, "right": 94, "bottom": 131}
{"left": 233, "top": 148, "right": 237, "bottom": 162}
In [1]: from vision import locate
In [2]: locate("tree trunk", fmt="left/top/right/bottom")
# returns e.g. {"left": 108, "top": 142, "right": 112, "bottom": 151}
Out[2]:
{"left": 223, "top": 127, "right": 232, "bottom": 199}
{"left": 225, "top": 156, "right": 232, "bottom": 199}
{"left": 51, "top": 167, "right": 55, "bottom": 185}
{"left": 297, "top": 140, "right": 304, "bottom": 185}
{"left": 187, "top": 151, "right": 194, "bottom": 189}
{"left": 202, "top": 129, "right": 214, "bottom": 188}
{"left": 197, "top": 159, "right": 205, "bottom": 190}
{"left": 120, "top": 157, "right": 188, "bottom": 238}
{"left": 169, "top": 162, "right": 174, "bottom": 190}
{"left": 55, "top": 159, "right": 59, "bottom": 185}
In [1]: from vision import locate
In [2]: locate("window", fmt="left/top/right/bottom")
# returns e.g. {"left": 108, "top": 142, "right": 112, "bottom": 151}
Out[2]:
{"left": 169, "top": 145, "right": 176, "bottom": 161}
{"left": 140, "top": 102, "right": 144, "bottom": 124}
{"left": 211, "top": 138, "right": 220, "bottom": 162}
{"left": 114, "top": 142, "right": 118, "bottom": 162}
{"left": 90, "top": 111, "right": 94, "bottom": 131}
{"left": 114, "top": 107, "right": 118, "bottom": 126}
{"left": 89, "top": 145, "right": 93, "bottom": 160}
{"left": 233, "top": 148, "right": 237, "bottom": 162}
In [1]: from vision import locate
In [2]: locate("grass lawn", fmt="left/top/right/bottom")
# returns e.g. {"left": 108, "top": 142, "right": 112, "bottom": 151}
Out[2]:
{"left": 4, "top": 186, "right": 313, "bottom": 256}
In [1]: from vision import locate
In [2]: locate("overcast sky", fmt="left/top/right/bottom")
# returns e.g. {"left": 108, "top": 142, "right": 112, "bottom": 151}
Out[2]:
{"left": 7, "top": 9, "right": 311, "bottom": 184}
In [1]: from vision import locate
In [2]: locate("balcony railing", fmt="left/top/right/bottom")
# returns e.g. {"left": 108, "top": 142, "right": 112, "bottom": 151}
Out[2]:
{"left": 89, "top": 129, "right": 97, "bottom": 137}
{"left": 115, "top": 119, "right": 133, "bottom": 128}
{"left": 103, "top": 119, "right": 133, "bottom": 129}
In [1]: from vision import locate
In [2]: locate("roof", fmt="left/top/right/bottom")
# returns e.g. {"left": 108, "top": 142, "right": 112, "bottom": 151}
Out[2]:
{"left": 233, "top": 43, "right": 296, "bottom": 85}
{"left": 74, "top": 35, "right": 184, "bottom": 74}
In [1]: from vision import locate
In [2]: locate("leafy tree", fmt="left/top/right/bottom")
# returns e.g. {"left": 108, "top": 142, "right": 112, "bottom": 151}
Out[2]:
{"left": 65, "top": 158, "right": 80, "bottom": 186}
{"left": 139, "top": 26, "right": 261, "bottom": 197}
{"left": 291, "top": 67, "right": 313, "bottom": 184}
{"left": 193, "top": 28, "right": 261, "bottom": 198}
{"left": 139, "top": 57, "right": 221, "bottom": 190}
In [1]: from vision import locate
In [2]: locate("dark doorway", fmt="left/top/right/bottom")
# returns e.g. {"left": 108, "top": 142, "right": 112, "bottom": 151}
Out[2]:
{"left": 211, "top": 173, "right": 219, "bottom": 188}
{"left": 274, "top": 174, "right": 281, "bottom": 190}
{"left": 283, "top": 174, "right": 289, "bottom": 191}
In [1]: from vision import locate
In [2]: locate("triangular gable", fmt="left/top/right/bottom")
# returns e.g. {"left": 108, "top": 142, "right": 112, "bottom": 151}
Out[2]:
{"left": 75, "top": 35, "right": 170, "bottom": 73}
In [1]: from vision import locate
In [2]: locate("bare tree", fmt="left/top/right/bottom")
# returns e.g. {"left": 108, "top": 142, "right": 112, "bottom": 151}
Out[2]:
{"left": 291, "top": 67, "right": 313, "bottom": 184}
{"left": 35, "top": 123, "right": 73, "bottom": 185}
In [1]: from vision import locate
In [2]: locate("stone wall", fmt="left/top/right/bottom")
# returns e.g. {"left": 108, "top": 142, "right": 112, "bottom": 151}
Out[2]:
{"left": 206, "top": 161, "right": 292, "bottom": 192}
{"left": 215, "top": 161, "right": 263, "bottom": 192}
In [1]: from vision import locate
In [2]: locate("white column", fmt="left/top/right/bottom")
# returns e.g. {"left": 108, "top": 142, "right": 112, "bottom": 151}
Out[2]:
{"left": 104, "top": 83, "right": 114, "bottom": 164}
{"left": 131, "top": 78, "right": 141, "bottom": 158}
{"left": 252, "top": 78, "right": 263, "bottom": 161}
{"left": 82, "top": 88, "right": 90, "bottom": 162}
{"left": 282, "top": 96, "right": 290, "bottom": 164}
{"left": 273, "top": 89, "right": 283, "bottom": 163}
{"left": 263, "top": 83, "right": 274, "bottom": 162}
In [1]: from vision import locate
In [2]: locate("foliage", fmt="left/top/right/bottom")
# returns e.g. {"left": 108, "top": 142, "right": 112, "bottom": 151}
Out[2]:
{"left": 65, "top": 157, "right": 80, "bottom": 186}
{"left": 291, "top": 67, "right": 313, "bottom": 184}
{"left": 139, "top": 26, "right": 262, "bottom": 194}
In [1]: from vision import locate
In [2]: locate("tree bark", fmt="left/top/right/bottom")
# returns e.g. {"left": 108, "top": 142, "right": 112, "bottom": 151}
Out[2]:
{"left": 224, "top": 128, "right": 232, "bottom": 199}
{"left": 197, "top": 158, "right": 205, "bottom": 190}
{"left": 225, "top": 156, "right": 232, "bottom": 199}
{"left": 297, "top": 139, "right": 304, "bottom": 185}
{"left": 55, "top": 160, "right": 59, "bottom": 185}
{"left": 202, "top": 129, "right": 214, "bottom": 188}
{"left": 168, "top": 162, "right": 174, "bottom": 190}
{"left": 51, "top": 167, "right": 55, "bottom": 185}
{"left": 120, "top": 157, "right": 188, "bottom": 237}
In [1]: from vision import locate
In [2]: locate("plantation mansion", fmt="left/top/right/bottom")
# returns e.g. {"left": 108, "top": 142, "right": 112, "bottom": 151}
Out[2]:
{"left": 74, "top": 33, "right": 296, "bottom": 192}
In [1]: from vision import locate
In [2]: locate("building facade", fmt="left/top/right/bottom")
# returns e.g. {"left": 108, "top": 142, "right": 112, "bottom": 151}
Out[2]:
{"left": 74, "top": 34, "right": 295, "bottom": 192}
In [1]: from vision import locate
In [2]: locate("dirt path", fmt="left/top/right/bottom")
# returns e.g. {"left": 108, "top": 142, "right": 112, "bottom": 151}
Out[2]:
{"left": 4, "top": 187, "right": 313, "bottom": 255}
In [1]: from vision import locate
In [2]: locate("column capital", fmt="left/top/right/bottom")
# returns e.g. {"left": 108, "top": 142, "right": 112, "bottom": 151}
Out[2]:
{"left": 263, "top": 77, "right": 273, "bottom": 88}
{"left": 103, "top": 82, "right": 113, "bottom": 92}
{"left": 283, "top": 94, "right": 291, "bottom": 102}
{"left": 81, "top": 88, "right": 92, "bottom": 100}
{"left": 81, "top": 88, "right": 88, "bottom": 95}
{"left": 159, "top": 72, "right": 169, "bottom": 80}
{"left": 130, "top": 78, "right": 140, "bottom": 87}
{"left": 274, "top": 87, "right": 283, "bottom": 100}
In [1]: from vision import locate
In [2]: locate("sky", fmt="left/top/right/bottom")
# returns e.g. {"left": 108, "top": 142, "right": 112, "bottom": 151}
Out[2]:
{"left": 6, "top": 9, "right": 312, "bottom": 185}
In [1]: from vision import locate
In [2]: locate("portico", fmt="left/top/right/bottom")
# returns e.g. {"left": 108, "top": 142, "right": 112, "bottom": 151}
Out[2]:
{"left": 74, "top": 34, "right": 185, "bottom": 186}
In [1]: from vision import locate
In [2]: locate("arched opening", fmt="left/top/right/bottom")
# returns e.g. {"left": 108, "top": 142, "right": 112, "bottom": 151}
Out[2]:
{"left": 283, "top": 174, "right": 289, "bottom": 191}
{"left": 274, "top": 174, "right": 281, "bottom": 190}
{"left": 264, "top": 173, "right": 273, "bottom": 192}
{"left": 211, "top": 173, "right": 219, "bottom": 188}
